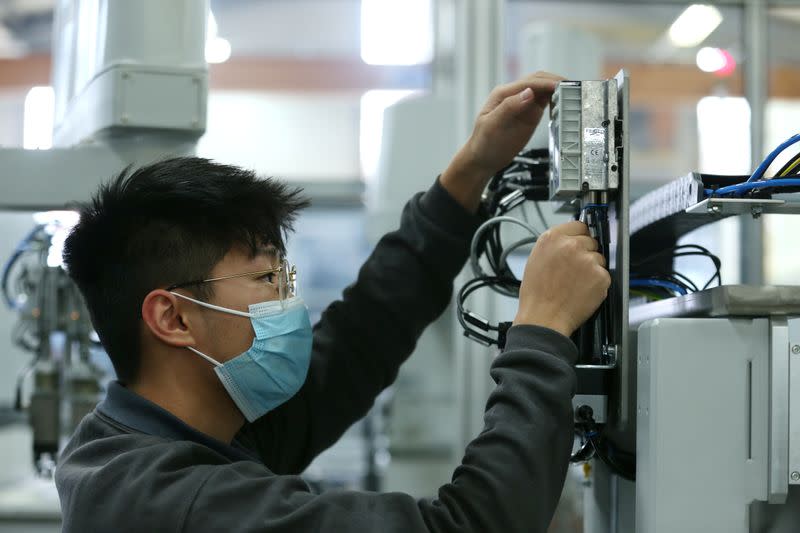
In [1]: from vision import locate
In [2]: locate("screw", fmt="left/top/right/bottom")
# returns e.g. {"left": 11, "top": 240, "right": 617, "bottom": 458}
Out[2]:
{"left": 792, "top": 471, "right": 800, "bottom": 482}
{"left": 751, "top": 206, "right": 763, "bottom": 219}
{"left": 710, "top": 204, "right": 721, "bottom": 214}
{"left": 792, "top": 345, "right": 800, "bottom": 355}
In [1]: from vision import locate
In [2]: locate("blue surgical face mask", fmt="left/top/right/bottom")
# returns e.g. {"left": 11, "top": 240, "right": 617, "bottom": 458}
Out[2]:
{"left": 171, "top": 293, "right": 313, "bottom": 422}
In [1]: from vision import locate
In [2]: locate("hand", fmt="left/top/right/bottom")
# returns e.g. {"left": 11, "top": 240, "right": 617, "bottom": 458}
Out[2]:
{"left": 513, "top": 221, "right": 611, "bottom": 337}
{"left": 440, "top": 71, "right": 565, "bottom": 212}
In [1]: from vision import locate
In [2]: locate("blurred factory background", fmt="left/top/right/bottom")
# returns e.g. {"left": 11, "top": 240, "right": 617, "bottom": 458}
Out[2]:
{"left": 0, "top": 1, "right": 798, "bottom": 531}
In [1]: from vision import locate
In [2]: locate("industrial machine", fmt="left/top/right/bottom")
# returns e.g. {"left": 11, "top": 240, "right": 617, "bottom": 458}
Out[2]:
{"left": 2, "top": 212, "right": 101, "bottom": 476}
{"left": 458, "top": 69, "right": 633, "bottom": 476}
{"left": 0, "top": 0, "right": 209, "bottom": 529}
{"left": 456, "top": 70, "right": 800, "bottom": 532}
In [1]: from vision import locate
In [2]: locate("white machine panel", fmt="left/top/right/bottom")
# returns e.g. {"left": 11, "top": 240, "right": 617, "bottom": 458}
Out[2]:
{"left": 51, "top": 0, "right": 208, "bottom": 145}
{"left": 637, "top": 317, "right": 772, "bottom": 532}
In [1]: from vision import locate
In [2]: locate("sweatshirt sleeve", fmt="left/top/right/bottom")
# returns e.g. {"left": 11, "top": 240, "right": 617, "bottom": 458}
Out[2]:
{"left": 237, "top": 177, "right": 486, "bottom": 474}
{"left": 185, "top": 326, "right": 579, "bottom": 533}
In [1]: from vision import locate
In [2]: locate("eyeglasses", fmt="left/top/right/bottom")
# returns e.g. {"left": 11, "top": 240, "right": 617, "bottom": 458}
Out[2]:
{"left": 167, "top": 259, "right": 297, "bottom": 300}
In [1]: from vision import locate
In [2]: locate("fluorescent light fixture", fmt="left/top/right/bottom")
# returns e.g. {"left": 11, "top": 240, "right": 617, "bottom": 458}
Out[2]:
{"left": 206, "top": 10, "right": 231, "bottom": 64}
{"left": 361, "top": 0, "right": 433, "bottom": 65}
{"left": 668, "top": 4, "right": 722, "bottom": 48}
{"left": 23, "top": 86, "right": 54, "bottom": 150}
{"left": 360, "top": 90, "right": 418, "bottom": 182}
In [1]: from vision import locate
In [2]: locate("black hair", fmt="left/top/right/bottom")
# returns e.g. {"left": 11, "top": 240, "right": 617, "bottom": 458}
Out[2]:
{"left": 62, "top": 157, "right": 310, "bottom": 384}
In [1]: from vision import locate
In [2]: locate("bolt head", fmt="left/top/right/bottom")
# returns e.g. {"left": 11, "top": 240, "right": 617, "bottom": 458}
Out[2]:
{"left": 792, "top": 471, "right": 800, "bottom": 481}
{"left": 793, "top": 345, "right": 800, "bottom": 355}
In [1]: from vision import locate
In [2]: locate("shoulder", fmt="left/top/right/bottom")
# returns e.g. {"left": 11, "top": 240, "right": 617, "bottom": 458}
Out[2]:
{"left": 57, "top": 413, "right": 269, "bottom": 533}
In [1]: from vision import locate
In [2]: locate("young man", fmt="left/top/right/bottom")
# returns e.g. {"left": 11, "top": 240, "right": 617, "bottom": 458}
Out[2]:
{"left": 56, "top": 72, "right": 610, "bottom": 532}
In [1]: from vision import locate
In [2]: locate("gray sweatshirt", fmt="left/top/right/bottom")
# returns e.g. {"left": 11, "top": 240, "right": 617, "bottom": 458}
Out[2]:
{"left": 55, "top": 179, "right": 578, "bottom": 532}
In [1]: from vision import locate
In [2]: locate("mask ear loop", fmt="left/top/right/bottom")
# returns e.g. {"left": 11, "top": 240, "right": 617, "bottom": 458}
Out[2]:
{"left": 186, "top": 346, "right": 223, "bottom": 367}
{"left": 170, "top": 291, "right": 253, "bottom": 318}
{"left": 170, "top": 292, "right": 250, "bottom": 366}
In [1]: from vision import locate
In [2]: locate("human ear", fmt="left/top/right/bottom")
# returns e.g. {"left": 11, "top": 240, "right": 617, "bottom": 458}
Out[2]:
{"left": 141, "top": 290, "right": 199, "bottom": 348}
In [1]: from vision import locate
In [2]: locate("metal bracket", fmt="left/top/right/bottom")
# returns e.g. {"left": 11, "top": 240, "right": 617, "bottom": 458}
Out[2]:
{"left": 768, "top": 317, "right": 790, "bottom": 504}
{"left": 685, "top": 198, "right": 800, "bottom": 218}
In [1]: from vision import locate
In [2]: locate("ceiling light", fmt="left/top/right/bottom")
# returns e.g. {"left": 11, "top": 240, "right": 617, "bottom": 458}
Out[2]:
{"left": 696, "top": 47, "right": 736, "bottom": 76}
{"left": 668, "top": 4, "right": 723, "bottom": 48}
{"left": 696, "top": 47, "right": 726, "bottom": 72}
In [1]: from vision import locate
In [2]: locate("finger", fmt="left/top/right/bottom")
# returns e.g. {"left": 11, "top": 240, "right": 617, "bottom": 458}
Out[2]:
{"left": 589, "top": 251, "right": 607, "bottom": 269}
{"left": 596, "top": 265, "right": 612, "bottom": 290}
{"left": 573, "top": 235, "right": 599, "bottom": 252}
{"left": 490, "top": 87, "right": 539, "bottom": 121}
{"left": 550, "top": 220, "right": 590, "bottom": 237}
{"left": 482, "top": 75, "right": 562, "bottom": 113}
{"left": 521, "top": 72, "right": 567, "bottom": 106}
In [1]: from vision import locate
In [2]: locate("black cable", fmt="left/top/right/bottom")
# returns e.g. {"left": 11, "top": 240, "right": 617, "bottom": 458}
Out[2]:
{"left": 572, "top": 408, "right": 636, "bottom": 481}
{"left": 667, "top": 271, "right": 699, "bottom": 293}
{"left": 570, "top": 436, "right": 596, "bottom": 463}
{"left": 632, "top": 245, "right": 722, "bottom": 293}
{"left": 774, "top": 151, "right": 800, "bottom": 178}
{"left": 590, "top": 435, "right": 636, "bottom": 482}
{"left": 457, "top": 276, "right": 519, "bottom": 346}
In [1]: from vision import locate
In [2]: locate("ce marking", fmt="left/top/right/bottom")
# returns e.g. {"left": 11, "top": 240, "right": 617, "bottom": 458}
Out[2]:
{"left": 589, "top": 148, "right": 603, "bottom": 157}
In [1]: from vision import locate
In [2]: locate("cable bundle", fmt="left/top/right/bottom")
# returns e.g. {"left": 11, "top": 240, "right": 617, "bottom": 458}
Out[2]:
{"left": 630, "top": 244, "right": 721, "bottom": 301}
{"left": 570, "top": 405, "right": 636, "bottom": 481}
{"left": 457, "top": 149, "right": 549, "bottom": 347}
{"left": 706, "top": 133, "right": 800, "bottom": 197}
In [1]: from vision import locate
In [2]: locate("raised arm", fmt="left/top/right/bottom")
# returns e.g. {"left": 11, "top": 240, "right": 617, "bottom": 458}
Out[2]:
{"left": 188, "top": 217, "right": 611, "bottom": 533}
{"left": 238, "top": 72, "right": 566, "bottom": 473}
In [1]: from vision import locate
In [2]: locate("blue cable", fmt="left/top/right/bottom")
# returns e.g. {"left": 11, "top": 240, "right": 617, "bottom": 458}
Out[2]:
{"left": 746, "top": 133, "right": 800, "bottom": 183}
{"left": 709, "top": 178, "right": 800, "bottom": 198}
{"left": 630, "top": 278, "right": 688, "bottom": 296}
{"left": 1, "top": 225, "right": 44, "bottom": 309}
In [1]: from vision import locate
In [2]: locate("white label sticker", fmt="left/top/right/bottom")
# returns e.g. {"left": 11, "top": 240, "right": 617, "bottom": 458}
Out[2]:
{"left": 583, "top": 128, "right": 606, "bottom": 178}
{"left": 584, "top": 127, "right": 605, "bottom": 145}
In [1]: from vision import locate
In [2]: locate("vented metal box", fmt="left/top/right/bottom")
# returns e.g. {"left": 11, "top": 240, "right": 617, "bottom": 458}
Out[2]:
{"left": 549, "top": 79, "right": 620, "bottom": 205}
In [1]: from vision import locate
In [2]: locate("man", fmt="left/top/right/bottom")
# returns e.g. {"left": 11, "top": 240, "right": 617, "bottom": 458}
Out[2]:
{"left": 56, "top": 71, "right": 610, "bottom": 532}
